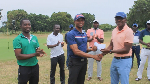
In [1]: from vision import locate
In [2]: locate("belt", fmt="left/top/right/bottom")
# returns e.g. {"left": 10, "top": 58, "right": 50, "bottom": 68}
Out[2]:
{"left": 143, "top": 48, "right": 150, "bottom": 50}
{"left": 114, "top": 56, "right": 132, "bottom": 59}
{"left": 70, "top": 57, "right": 87, "bottom": 62}
{"left": 132, "top": 44, "right": 140, "bottom": 46}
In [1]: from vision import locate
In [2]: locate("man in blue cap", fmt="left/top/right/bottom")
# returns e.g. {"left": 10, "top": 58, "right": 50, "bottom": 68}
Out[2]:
{"left": 131, "top": 23, "right": 141, "bottom": 68}
{"left": 67, "top": 14, "right": 102, "bottom": 84}
{"left": 65, "top": 24, "right": 74, "bottom": 69}
{"left": 101, "top": 12, "right": 133, "bottom": 84}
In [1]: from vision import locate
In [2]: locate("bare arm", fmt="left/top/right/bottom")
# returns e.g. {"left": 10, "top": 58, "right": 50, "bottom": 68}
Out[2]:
{"left": 47, "top": 41, "right": 60, "bottom": 48}
{"left": 96, "top": 38, "right": 104, "bottom": 43}
{"left": 139, "top": 39, "right": 150, "bottom": 47}
{"left": 14, "top": 48, "right": 43, "bottom": 60}
{"left": 111, "top": 42, "right": 132, "bottom": 54}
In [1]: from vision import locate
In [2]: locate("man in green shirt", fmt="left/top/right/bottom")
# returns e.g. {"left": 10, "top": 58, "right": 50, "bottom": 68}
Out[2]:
{"left": 13, "top": 18, "right": 46, "bottom": 84}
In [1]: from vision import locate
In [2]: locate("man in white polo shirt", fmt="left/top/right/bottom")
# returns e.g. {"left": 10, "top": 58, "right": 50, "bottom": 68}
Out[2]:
{"left": 47, "top": 24, "right": 65, "bottom": 84}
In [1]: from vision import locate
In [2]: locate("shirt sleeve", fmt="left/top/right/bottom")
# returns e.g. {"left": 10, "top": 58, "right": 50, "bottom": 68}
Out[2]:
{"left": 13, "top": 38, "right": 22, "bottom": 49}
{"left": 86, "top": 29, "right": 90, "bottom": 38}
{"left": 124, "top": 29, "right": 134, "bottom": 43}
{"left": 35, "top": 36, "right": 40, "bottom": 49}
{"left": 139, "top": 30, "right": 143, "bottom": 40}
{"left": 66, "top": 32, "right": 77, "bottom": 45}
{"left": 47, "top": 35, "right": 52, "bottom": 45}
{"left": 100, "top": 30, "right": 104, "bottom": 39}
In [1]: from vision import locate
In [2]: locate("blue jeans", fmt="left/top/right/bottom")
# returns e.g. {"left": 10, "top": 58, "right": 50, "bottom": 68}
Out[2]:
{"left": 132, "top": 45, "right": 141, "bottom": 68}
{"left": 110, "top": 57, "right": 132, "bottom": 84}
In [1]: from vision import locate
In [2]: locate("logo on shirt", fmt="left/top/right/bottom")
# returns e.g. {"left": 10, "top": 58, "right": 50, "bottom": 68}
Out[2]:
{"left": 32, "top": 40, "right": 36, "bottom": 43}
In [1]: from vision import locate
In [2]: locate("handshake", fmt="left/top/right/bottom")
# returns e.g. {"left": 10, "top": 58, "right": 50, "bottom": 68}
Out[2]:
{"left": 91, "top": 46, "right": 110, "bottom": 61}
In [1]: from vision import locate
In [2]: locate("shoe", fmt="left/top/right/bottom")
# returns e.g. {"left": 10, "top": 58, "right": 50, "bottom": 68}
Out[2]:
{"left": 86, "top": 77, "right": 92, "bottom": 81}
{"left": 135, "top": 78, "right": 141, "bottom": 81}
{"left": 98, "top": 77, "right": 103, "bottom": 81}
{"left": 148, "top": 79, "right": 150, "bottom": 81}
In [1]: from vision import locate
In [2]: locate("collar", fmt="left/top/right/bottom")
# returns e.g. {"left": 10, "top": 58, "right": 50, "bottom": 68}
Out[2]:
{"left": 92, "top": 28, "right": 99, "bottom": 30}
{"left": 19, "top": 33, "right": 33, "bottom": 38}
{"left": 146, "top": 28, "right": 150, "bottom": 32}
{"left": 52, "top": 32, "right": 60, "bottom": 36}
{"left": 116, "top": 24, "right": 128, "bottom": 33}
{"left": 74, "top": 28, "right": 84, "bottom": 34}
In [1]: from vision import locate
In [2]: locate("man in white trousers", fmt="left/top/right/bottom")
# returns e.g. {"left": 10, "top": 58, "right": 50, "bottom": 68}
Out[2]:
{"left": 135, "top": 20, "right": 150, "bottom": 81}
{"left": 86, "top": 20, "right": 104, "bottom": 81}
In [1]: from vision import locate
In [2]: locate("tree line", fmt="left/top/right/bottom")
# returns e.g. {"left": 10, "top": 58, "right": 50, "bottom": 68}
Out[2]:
{"left": 0, "top": 9, "right": 114, "bottom": 34}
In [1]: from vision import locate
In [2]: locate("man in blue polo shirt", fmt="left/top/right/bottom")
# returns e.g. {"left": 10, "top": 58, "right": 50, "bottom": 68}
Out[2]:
{"left": 136, "top": 20, "right": 150, "bottom": 81}
{"left": 131, "top": 23, "right": 141, "bottom": 68}
{"left": 67, "top": 14, "right": 102, "bottom": 84}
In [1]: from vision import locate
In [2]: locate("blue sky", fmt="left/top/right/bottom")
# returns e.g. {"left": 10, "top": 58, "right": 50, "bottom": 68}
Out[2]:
{"left": 0, "top": 0, "right": 137, "bottom": 27}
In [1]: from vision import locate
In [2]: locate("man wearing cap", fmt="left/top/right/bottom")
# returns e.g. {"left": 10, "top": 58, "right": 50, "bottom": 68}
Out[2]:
{"left": 101, "top": 12, "right": 133, "bottom": 84}
{"left": 135, "top": 20, "right": 150, "bottom": 81}
{"left": 65, "top": 24, "right": 74, "bottom": 69}
{"left": 66, "top": 14, "right": 102, "bottom": 84}
{"left": 86, "top": 20, "right": 104, "bottom": 81}
{"left": 131, "top": 23, "right": 141, "bottom": 68}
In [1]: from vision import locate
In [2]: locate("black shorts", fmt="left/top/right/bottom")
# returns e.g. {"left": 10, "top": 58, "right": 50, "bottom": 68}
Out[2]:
{"left": 18, "top": 63, "right": 39, "bottom": 84}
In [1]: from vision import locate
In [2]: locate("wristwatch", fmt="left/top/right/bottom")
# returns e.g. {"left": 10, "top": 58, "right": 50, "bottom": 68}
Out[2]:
{"left": 110, "top": 50, "right": 112, "bottom": 54}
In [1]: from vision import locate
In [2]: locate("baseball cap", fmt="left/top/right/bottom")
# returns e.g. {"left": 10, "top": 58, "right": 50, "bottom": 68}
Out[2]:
{"left": 147, "top": 20, "right": 150, "bottom": 24}
{"left": 74, "top": 14, "right": 85, "bottom": 21}
{"left": 115, "top": 12, "right": 126, "bottom": 18}
{"left": 93, "top": 20, "right": 99, "bottom": 23}
{"left": 132, "top": 23, "right": 138, "bottom": 27}
{"left": 69, "top": 24, "right": 74, "bottom": 28}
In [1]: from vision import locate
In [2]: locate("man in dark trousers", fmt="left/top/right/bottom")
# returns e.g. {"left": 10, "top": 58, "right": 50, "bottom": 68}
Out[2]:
{"left": 67, "top": 14, "right": 102, "bottom": 84}
{"left": 47, "top": 24, "right": 65, "bottom": 84}
{"left": 131, "top": 23, "right": 141, "bottom": 68}
{"left": 13, "top": 18, "right": 46, "bottom": 84}
{"left": 65, "top": 24, "right": 74, "bottom": 69}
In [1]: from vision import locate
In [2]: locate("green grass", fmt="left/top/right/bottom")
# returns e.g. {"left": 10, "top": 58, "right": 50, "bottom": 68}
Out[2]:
{"left": 0, "top": 32, "right": 149, "bottom": 84}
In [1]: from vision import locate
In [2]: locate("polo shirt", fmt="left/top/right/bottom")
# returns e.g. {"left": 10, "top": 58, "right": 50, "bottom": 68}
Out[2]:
{"left": 111, "top": 24, "right": 134, "bottom": 57}
{"left": 47, "top": 32, "right": 64, "bottom": 58}
{"left": 133, "top": 30, "right": 140, "bottom": 44}
{"left": 139, "top": 29, "right": 150, "bottom": 48}
{"left": 87, "top": 28, "right": 104, "bottom": 47}
{"left": 66, "top": 28, "right": 87, "bottom": 59}
{"left": 13, "top": 33, "right": 39, "bottom": 66}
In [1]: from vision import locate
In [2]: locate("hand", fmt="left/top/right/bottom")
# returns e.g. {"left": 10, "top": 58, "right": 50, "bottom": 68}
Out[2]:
{"left": 146, "top": 43, "right": 150, "bottom": 47}
{"left": 35, "top": 48, "right": 47, "bottom": 57}
{"left": 101, "top": 49, "right": 110, "bottom": 54}
{"left": 95, "top": 34, "right": 98, "bottom": 39}
{"left": 56, "top": 41, "right": 60, "bottom": 46}
{"left": 92, "top": 34, "right": 95, "bottom": 40}
{"left": 61, "top": 42, "right": 64, "bottom": 47}
{"left": 92, "top": 46, "right": 97, "bottom": 51}
{"left": 93, "top": 54, "right": 102, "bottom": 61}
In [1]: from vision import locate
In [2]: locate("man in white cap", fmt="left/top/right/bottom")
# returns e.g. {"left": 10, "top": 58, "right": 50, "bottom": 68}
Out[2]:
{"left": 135, "top": 20, "right": 150, "bottom": 81}
{"left": 86, "top": 20, "right": 104, "bottom": 81}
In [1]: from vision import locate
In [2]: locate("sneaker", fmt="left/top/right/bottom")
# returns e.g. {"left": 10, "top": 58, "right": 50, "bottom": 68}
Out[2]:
{"left": 135, "top": 78, "right": 141, "bottom": 81}
{"left": 148, "top": 79, "right": 150, "bottom": 81}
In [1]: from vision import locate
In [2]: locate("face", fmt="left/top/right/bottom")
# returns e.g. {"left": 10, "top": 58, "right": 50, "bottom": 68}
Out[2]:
{"left": 93, "top": 22, "right": 99, "bottom": 28}
{"left": 54, "top": 25, "right": 60, "bottom": 33}
{"left": 20, "top": 20, "right": 31, "bottom": 33}
{"left": 147, "top": 23, "right": 150, "bottom": 29}
{"left": 132, "top": 26, "right": 138, "bottom": 31}
{"left": 74, "top": 18, "right": 85, "bottom": 28}
{"left": 115, "top": 16, "right": 126, "bottom": 27}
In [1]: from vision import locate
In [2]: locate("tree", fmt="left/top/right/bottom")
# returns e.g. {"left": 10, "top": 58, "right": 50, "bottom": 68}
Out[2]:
{"left": 127, "top": 0, "right": 150, "bottom": 28}
{"left": 81, "top": 13, "right": 95, "bottom": 31}
{"left": 100, "top": 24, "right": 113, "bottom": 32}
{"left": 7, "top": 9, "right": 28, "bottom": 33}
{"left": 49, "top": 12, "right": 74, "bottom": 31}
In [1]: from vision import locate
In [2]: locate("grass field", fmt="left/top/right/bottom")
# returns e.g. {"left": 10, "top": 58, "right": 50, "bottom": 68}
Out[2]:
{"left": 0, "top": 32, "right": 149, "bottom": 84}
